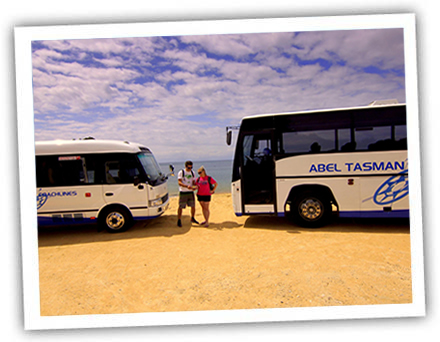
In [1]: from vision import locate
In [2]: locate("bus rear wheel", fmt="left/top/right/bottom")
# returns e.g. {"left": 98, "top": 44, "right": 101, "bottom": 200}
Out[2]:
{"left": 291, "top": 192, "right": 330, "bottom": 228}
{"left": 99, "top": 206, "right": 132, "bottom": 233}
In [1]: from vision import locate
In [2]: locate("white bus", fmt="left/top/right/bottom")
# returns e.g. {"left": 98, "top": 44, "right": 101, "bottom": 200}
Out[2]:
{"left": 35, "top": 139, "right": 171, "bottom": 232}
{"left": 226, "top": 101, "right": 409, "bottom": 227}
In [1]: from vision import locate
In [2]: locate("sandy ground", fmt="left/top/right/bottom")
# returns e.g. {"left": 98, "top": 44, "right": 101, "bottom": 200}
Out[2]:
{"left": 38, "top": 193, "right": 412, "bottom": 316}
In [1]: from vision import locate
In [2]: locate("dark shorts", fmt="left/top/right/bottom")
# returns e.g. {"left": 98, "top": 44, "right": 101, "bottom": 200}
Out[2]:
{"left": 179, "top": 192, "right": 195, "bottom": 208}
{"left": 197, "top": 195, "right": 211, "bottom": 202}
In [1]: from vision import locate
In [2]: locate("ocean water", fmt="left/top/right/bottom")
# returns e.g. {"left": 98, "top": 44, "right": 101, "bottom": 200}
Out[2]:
{"left": 159, "top": 160, "right": 233, "bottom": 197}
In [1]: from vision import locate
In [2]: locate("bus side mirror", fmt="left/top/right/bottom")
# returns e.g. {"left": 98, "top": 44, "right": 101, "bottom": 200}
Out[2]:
{"left": 226, "top": 131, "right": 232, "bottom": 146}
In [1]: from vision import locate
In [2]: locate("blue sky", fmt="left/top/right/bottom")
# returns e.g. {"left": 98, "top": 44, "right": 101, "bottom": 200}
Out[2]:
{"left": 32, "top": 28, "right": 405, "bottom": 162}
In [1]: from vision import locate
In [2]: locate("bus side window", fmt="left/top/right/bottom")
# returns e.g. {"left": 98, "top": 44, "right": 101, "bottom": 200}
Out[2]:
{"left": 394, "top": 125, "right": 407, "bottom": 150}
{"left": 37, "top": 156, "right": 86, "bottom": 187}
{"left": 337, "top": 128, "right": 351, "bottom": 151}
{"left": 105, "top": 162, "right": 119, "bottom": 184}
{"left": 105, "top": 159, "right": 141, "bottom": 184}
{"left": 282, "top": 129, "right": 335, "bottom": 154}
{"left": 355, "top": 126, "right": 391, "bottom": 151}
{"left": 119, "top": 160, "right": 141, "bottom": 183}
{"left": 36, "top": 157, "right": 57, "bottom": 187}
{"left": 58, "top": 159, "right": 86, "bottom": 186}
{"left": 84, "top": 156, "right": 96, "bottom": 184}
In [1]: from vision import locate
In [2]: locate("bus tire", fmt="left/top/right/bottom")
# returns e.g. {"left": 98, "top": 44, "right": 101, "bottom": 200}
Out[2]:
{"left": 291, "top": 192, "right": 330, "bottom": 228}
{"left": 99, "top": 206, "right": 132, "bottom": 233}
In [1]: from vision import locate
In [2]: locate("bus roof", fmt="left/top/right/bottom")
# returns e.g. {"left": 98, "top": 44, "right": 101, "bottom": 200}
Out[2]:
{"left": 35, "top": 139, "right": 151, "bottom": 156}
{"left": 241, "top": 102, "right": 406, "bottom": 121}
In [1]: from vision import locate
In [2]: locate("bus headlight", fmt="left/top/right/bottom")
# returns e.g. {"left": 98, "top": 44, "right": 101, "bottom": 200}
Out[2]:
{"left": 149, "top": 198, "right": 163, "bottom": 207}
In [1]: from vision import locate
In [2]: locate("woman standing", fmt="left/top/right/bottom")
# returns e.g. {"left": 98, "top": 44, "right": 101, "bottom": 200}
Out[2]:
{"left": 196, "top": 166, "right": 217, "bottom": 227}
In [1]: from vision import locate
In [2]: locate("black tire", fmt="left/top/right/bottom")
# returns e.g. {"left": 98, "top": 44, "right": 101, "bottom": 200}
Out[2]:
{"left": 99, "top": 206, "right": 132, "bottom": 233}
{"left": 290, "top": 192, "right": 331, "bottom": 228}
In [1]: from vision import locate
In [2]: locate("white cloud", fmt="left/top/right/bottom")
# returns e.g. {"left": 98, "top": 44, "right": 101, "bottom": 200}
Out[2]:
{"left": 180, "top": 35, "right": 255, "bottom": 58}
{"left": 292, "top": 29, "right": 405, "bottom": 69}
{"left": 32, "top": 29, "right": 406, "bottom": 161}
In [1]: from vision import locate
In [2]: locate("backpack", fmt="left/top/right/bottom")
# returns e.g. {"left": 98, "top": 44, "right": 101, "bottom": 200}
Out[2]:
{"left": 197, "top": 175, "right": 214, "bottom": 191}
{"left": 180, "top": 169, "right": 195, "bottom": 179}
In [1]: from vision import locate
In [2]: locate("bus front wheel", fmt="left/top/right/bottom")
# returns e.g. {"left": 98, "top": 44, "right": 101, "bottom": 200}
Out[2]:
{"left": 99, "top": 206, "right": 132, "bottom": 233}
{"left": 290, "top": 192, "right": 330, "bottom": 228}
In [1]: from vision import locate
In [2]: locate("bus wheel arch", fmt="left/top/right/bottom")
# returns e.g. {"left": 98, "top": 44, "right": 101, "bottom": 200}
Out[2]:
{"left": 98, "top": 204, "right": 133, "bottom": 233}
{"left": 285, "top": 185, "right": 338, "bottom": 228}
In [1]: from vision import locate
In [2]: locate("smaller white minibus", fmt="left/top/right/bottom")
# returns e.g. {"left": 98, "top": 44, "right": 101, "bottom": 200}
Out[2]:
{"left": 36, "top": 139, "right": 171, "bottom": 232}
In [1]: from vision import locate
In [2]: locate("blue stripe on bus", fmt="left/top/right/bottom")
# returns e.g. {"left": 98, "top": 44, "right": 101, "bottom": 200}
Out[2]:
{"left": 37, "top": 217, "right": 97, "bottom": 226}
{"left": 132, "top": 214, "right": 164, "bottom": 221}
{"left": 339, "top": 210, "right": 409, "bottom": 218}
{"left": 38, "top": 214, "right": 165, "bottom": 226}
{"left": 276, "top": 211, "right": 409, "bottom": 219}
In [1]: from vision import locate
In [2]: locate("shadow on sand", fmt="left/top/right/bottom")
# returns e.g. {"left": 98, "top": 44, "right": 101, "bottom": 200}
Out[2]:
{"left": 38, "top": 213, "right": 243, "bottom": 247}
{"left": 243, "top": 215, "right": 410, "bottom": 235}
{"left": 38, "top": 212, "right": 409, "bottom": 247}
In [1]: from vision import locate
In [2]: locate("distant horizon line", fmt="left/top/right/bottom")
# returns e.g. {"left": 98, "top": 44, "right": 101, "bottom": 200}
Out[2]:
{"left": 158, "top": 158, "right": 233, "bottom": 165}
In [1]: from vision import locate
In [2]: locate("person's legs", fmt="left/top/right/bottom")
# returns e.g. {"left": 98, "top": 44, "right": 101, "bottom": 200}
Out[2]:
{"left": 177, "top": 194, "right": 185, "bottom": 226}
{"left": 190, "top": 208, "right": 199, "bottom": 224}
{"left": 203, "top": 202, "right": 210, "bottom": 226}
{"left": 199, "top": 201, "right": 206, "bottom": 224}
{"left": 190, "top": 193, "right": 199, "bottom": 224}
{"left": 199, "top": 201, "right": 210, "bottom": 226}
{"left": 177, "top": 207, "right": 183, "bottom": 226}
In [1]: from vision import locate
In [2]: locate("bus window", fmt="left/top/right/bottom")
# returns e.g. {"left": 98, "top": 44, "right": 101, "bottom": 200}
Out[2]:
{"left": 254, "top": 138, "right": 271, "bottom": 157}
{"left": 242, "top": 135, "right": 272, "bottom": 165}
{"left": 337, "top": 128, "right": 351, "bottom": 151}
{"left": 394, "top": 125, "right": 407, "bottom": 149}
{"left": 242, "top": 135, "right": 254, "bottom": 166}
{"left": 36, "top": 157, "right": 57, "bottom": 187}
{"left": 355, "top": 126, "right": 391, "bottom": 150}
{"left": 395, "top": 125, "right": 407, "bottom": 140}
{"left": 104, "top": 162, "right": 118, "bottom": 184}
{"left": 105, "top": 159, "right": 141, "bottom": 184}
{"left": 282, "top": 129, "right": 335, "bottom": 154}
{"left": 83, "top": 156, "right": 97, "bottom": 184}
{"left": 36, "top": 156, "right": 86, "bottom": 187}
{"left": 59, "top": 158, "right": 86, "bottom": 186}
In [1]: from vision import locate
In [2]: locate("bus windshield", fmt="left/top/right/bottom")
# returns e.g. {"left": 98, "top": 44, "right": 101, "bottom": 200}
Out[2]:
{"left": 137, "top": 152, "right": 165, "bottom": 185}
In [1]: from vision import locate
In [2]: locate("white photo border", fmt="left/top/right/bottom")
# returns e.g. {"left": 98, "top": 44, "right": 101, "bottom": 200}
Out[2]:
{"left": 15, "top": 14, "right": 425, "bottom": 330}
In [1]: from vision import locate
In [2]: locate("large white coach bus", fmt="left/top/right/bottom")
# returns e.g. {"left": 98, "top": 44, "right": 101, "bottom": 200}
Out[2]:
{"left": 35, "top": 139, "right": 171, "bottom": 232}
{"left": 226, "top": 101, "right": 409, "bottom": 227}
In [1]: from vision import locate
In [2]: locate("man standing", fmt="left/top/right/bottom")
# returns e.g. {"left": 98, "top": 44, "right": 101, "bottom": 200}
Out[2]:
{"left": 177, "top": 161, "right": 199, "bottom": 227}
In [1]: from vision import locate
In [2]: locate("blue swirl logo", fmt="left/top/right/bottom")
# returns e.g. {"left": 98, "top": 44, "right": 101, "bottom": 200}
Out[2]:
{"left": 36, "top": 190, "right": 48, "bottom": 209}
{"left": 373, "top": 170, "right": 409, "bottom": 205}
